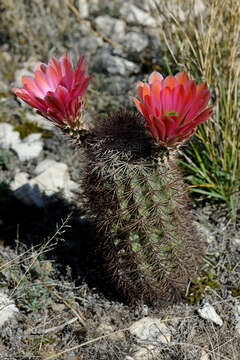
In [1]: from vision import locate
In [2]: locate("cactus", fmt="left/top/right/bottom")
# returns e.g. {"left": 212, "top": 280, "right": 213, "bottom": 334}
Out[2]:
{"left": 13, "top": 54, "right": 213, "bottom": 306}
{"left": 82, "top": 110, "right": 203, "bottom": 305}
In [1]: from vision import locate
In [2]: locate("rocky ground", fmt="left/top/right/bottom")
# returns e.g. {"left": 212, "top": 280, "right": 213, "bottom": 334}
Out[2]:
{"left": 0, "top": 0, "right": 240, "bottom": 359}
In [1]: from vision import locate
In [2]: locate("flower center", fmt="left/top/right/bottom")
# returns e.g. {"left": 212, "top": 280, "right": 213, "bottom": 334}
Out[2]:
{"left": 167, "top": 111, "right": 178, "bottom": 117}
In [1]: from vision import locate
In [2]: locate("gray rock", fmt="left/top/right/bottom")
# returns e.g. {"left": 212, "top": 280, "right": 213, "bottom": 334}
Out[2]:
{"left": 80, "top": 35, "right": 103, "bottom": 52}
{"left": 134, "top": 0, "right": 158, "bottom": 12}
{"left": 0, "top": 291, "right": 19, "bottom": 328}
{"left": 88, "top": 0, "right": 99, "bottom": 13}
{"left": 78, "top": 20, "right": 91, "bottom": 36}
{"left": 112, "top": 19, "right": 126, "bottom": 41}
{"left": 193, "top": 0, "right": 206, "bottom": 16}
{"left": 234, "top": 303, "right": 240, "bottom": 335}
{"left": 129, "top": 317, "right": 171, "bottom": 345}
{"left": 167, "top": 0, "right": 206, "bottom": 22}
{"left": 94, "top": 50, "right": 140, "bottom": 76}
{"left": 12, "top": 133, "right": 43, "bottom": 161}
{"left": 167, "top": 2, "right": 186, "bottom": 22}
{"left": 0, "top": 123, "right": 20, "bottom": 150}
{"left": 25, "top": 112, "right": 54, "bottom": 131}
{"left": 131, "top": 345, "right": 160, "bottom": 360}
{"left": 14, "top": 57, "right": 37, "bottom": 86}
{"left": 123, "top": 32, "right": 149, "bottom": 52}
{"left": 198, "top": 303, "right": 223, "bottom": 326}
{"left": 107, "top": 76, "right": 132, "bottom": 95}
{"left": 96, "top": 323, "right": 124, "bottom": 340}
{"left": 194, "top": 222, "right": 215, "bottom": 244}
{"left": 95, "top": 15, "right": 125, "bottom": 41}
{"left": 120, "top": 4, "right": 157, "bottom": 27}
{"left": 14, "top": 68, "right": 33, "bottom": 89}
{"left": 232, "top": 235, "right": 240, "bottom": 247}
{"left": 11, "top": 162, "right": 78, "bottom": 207}
{"left": 78, "top": 0, "right": 89, "bottom": 18}
{"left": 0, "top": 80, "right": 8, "bottom": 92}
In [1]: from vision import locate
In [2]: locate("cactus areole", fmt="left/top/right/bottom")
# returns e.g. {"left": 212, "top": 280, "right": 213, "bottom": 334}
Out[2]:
{"left": 13, "top": 54, "right": 213, "bottom": 306}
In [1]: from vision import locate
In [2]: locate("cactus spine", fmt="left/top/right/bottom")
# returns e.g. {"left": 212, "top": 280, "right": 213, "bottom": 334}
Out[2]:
{"left": 82, "top": 110, "right": 202, "bottom": 305}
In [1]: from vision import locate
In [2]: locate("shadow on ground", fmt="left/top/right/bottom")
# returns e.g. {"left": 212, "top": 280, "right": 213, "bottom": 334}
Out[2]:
{"left": 0, "top": 182, "right": 123, "bottom": 302}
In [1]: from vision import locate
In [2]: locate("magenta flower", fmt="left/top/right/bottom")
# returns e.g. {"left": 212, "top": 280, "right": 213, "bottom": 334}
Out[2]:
{"left": 13, "top": 54, "right": 92, "bottom": 129}
{"left": 133, "top": 71, "right": 213, "bottom": 146}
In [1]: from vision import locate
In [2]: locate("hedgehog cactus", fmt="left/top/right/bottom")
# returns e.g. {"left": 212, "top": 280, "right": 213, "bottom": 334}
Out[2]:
{"left": 13, "top": 54, "right": 213, "bottom": 306}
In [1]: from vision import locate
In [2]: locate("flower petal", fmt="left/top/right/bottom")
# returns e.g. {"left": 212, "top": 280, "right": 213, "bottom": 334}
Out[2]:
{"left": 60, "top": 53, "right": 74, "bottom": 90}
{"left": 160, "top": 86, "right": 173, "bottom": 114}
{"left": 137, "top": 81, "right": 144, "bottom": 100}
{"left": 22, "top": 76, "right": 44, "bottom": 97}
{"left": 149, "top": 71, "right": 164, "bottom": 84}
{"left": 175, "top": 72, "right": 189, "bottom": 85}
{"left": 163, "top": 75, "right": 178, "bottom": 89}
{"left": 132, "top": 97, "right": 150, "bottom": 120}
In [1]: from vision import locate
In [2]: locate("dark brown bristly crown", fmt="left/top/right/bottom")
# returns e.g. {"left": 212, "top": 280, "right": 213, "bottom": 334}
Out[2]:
{"left": 83, "top": 110, "right": 203, "bottom": 306}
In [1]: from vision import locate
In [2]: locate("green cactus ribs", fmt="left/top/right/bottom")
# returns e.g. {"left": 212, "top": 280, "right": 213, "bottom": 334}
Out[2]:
{"left": 83, "top": 110, "right": 203, "bottom": 306}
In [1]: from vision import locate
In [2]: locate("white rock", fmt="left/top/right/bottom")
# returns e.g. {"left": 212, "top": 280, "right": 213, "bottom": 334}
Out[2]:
{"left": 0, "top": 291, "right": 19, "bottom": 327}
{"left": 0, "top": 123, "right": 20, "bottom": 150}
{"left": 34, "top": 159, "right": 58, "bottom": 175}
{"left": 10, "top": 172, "right": 29, "bottom": 191}
{"left": 200, "top": 349, "right": 210, "bottom": 360}
{"left": 123, "top": 32, "right": 149, "bottom": 52}
{"left": 78, "top": 0, "right": 89, "bottom": 18}
{"left": 129, "top": 317, "right": 171, "bottom": 345}
{"left": 11, "top": 162, "right": 78, "bottom": 207}
{"left": 95, "top": 15, "right": 125, "bottom": 41}
{"left": 120, "top": 4, "right": 157, "bottom": 27}
{"left": 12, "top": 133, "right": 43, "bottom": 161}
{"left": 198, "top": 303, "right": 223, "bottom": 326}
{"left": 30, "top": 162, "right": 76, "bottom": 196}
{"left": 142, "top": 304, "right": 149, "bottom": 316}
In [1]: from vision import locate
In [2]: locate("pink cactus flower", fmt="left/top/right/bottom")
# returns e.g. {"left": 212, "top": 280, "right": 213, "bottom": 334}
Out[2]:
{"left": 133, "top": 71, "right": 213, "bottom": 146}
{"left": 13, "top": 54, "right": 92, "bottom": 129}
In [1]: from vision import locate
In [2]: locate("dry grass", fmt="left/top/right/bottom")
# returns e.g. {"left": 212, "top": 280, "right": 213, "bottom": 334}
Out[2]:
{"left": 150, "top": 0, "right": 240, "bottom": 221}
